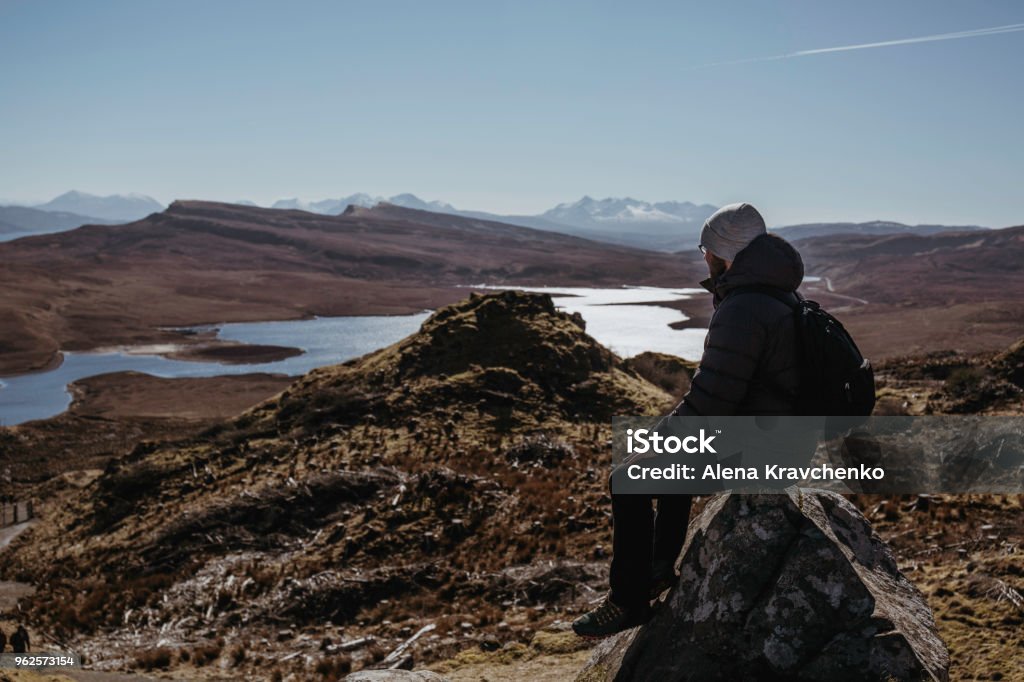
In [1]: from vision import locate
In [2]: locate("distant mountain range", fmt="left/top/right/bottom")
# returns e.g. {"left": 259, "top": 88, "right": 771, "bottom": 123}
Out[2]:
{"left": 0, "top": 190, "right": 993, "bottom": 249}
{"left": 540, "top": 196, "right": 718, "bottom": 236}
{"left": 254, "top": 194, "right": 991, "bottom": 250}
{"left": 258, "top": 194, "right": 717, "bottom": 249}
{"left": 270, "top": 193, "right": 457, "bottom": 215}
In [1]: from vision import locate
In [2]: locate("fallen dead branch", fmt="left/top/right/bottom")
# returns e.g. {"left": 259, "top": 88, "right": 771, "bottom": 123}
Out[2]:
{"left": 381, "top": 623, "right": 435, "bottom": 669}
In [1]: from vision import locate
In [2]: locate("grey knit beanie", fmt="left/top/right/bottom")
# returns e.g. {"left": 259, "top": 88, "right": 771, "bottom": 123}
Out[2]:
{"left": 699, "top": 202, "right": 767, "bottom": 261}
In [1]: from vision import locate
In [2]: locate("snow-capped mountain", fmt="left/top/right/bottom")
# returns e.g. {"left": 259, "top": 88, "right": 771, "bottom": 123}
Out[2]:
{"left": 270, "top": 197, "right": 363, "bottom": 213}
{"left": 35, "top": 191, "right": 164, "bottom": 222}
{"left": 384, "top": 193, "right": 457, "bottom": 213}
{"left": 272, "top": 193, "right": 456, "bottom": 215}
{"left": 542, "top": 196, "right": 718, "bottom": 231}
{"left": 263, "top": 193, "right": 718, "bottom": 250}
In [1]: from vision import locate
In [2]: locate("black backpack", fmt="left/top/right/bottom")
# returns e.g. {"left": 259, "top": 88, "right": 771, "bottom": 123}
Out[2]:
{"left": 732, "top": 285, "right": 876, "bottom": 417}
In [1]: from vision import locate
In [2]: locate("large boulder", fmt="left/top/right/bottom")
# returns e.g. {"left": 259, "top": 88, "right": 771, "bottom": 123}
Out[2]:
{"left": 577, "top": 490, "right": 949, "bottom": 682}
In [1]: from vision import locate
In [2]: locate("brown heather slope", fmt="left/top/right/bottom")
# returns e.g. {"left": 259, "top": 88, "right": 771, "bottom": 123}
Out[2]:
{"left": 0, "top": 201, "right": 702, "bottom": 375}
{"left": 794, "top": 226, "right": 1024, "bottom": 306}
{"left": 793, "top": 225, "right": 1024, "bottom": 360}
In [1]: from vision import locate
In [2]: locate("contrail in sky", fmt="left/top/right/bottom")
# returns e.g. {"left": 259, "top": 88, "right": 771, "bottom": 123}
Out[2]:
{"left": 692, "top": 22, "right": 1024, "bottom": 69}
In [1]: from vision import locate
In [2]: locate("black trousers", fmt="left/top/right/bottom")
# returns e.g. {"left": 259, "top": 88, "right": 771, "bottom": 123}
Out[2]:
{"left": 609, "top": 468, "right": 693, "bottom": 608}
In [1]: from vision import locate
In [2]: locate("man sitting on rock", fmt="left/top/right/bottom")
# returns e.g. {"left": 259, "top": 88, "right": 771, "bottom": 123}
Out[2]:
{"left": 573, "top": 202, "right": 805, "bottom": 638}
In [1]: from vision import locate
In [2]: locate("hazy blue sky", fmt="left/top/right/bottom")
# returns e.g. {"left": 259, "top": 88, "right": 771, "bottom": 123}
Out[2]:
{"left": 1, "top": 0, "right": 1022, "bottom": 225}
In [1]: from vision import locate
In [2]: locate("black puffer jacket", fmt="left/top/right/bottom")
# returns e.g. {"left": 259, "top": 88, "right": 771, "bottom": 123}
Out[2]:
{"left": 672, "top": 233, "right": 804, "bottom": 416}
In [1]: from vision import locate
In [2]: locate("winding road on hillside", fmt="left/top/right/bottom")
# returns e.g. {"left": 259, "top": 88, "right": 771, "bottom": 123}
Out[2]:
{"left": 816, "top": 276, "right": 869, "bottom": 307}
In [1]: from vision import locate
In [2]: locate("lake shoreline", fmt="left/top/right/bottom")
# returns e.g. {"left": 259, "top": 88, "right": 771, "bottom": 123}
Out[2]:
{"left": 0, "top": 280, "right": 483, "bottom": 377}
{"left": 0, "top": 306, "right": 435, "bottom": 380}
{"left": 0, "top": 311, "right": 433, "bottom": 426}
{"left": 0, "top": 287, "right": 712, "bottom": 427}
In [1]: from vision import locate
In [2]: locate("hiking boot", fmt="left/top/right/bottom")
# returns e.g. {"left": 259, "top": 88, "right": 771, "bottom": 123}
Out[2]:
{"left": 572, "top": 597, "right": 651, "bottom": 639}
{"left": 649, "top": 558, "right": 678, "bottom": 600}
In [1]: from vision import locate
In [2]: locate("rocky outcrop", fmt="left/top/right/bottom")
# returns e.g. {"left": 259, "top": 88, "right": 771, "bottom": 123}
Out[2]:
{"left": 273, "top": 290, "right": 672, "bottom": 432}
{"left": 578, "top": 490, "right": 949, "bottom": 682}
{"left": 992, "top": 336, "right": 1024, "bottom": 388}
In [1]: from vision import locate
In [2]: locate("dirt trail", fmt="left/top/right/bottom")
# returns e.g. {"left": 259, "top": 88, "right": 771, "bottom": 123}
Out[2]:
{"left": 0, "top": 521, "right": 36, "bottom": 550}
{"left": 816, "top": 277, "right": 869, "bottom": 306}
{"left": 1, "top": 521, "right": 37, "bottom": 615}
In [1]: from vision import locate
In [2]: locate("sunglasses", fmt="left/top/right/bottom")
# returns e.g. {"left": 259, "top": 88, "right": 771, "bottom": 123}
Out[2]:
{"left": 698, "top": 244, "right": 708, "bottom": 255}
